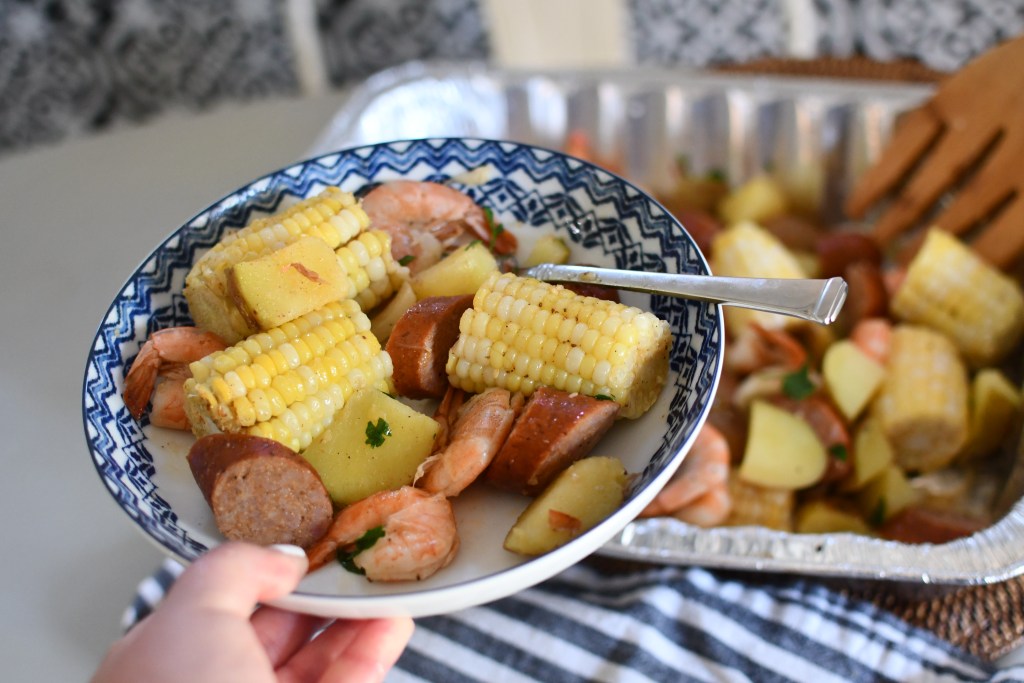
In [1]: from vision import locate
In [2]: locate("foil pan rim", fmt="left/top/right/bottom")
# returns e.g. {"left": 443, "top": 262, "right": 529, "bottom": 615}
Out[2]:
{"left": 314, "top": 59, "right": 1024, "bottom": 586}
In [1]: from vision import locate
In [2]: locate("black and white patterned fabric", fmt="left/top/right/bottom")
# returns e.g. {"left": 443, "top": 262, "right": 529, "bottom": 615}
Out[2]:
{"left": 811, "top": 0, "right": 859, "bottom": 57}
{"left": 855, "top": 0, "right": 1024, "bottom": 71}
{"left": 315, "top": 0, "right": 489, "bottom": 85}
{"left": 3, "top": 0, "right": 1022, "bottom": 159}
{"left": 0, "top": 0, "right": 300, "bottom": 155}
{"left": 124, "top": 557, "right": 1024, "bottom": 682}
{"left": 627, "top": 0, "right": 790, "bottom": 67}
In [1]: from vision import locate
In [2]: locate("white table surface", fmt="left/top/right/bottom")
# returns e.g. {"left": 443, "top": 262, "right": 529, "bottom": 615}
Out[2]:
{"left": 5, "top": 87, "right": 1024, "bottom": 681}
{"left": 0, "top": 91, "right": 349, "bottom": 681}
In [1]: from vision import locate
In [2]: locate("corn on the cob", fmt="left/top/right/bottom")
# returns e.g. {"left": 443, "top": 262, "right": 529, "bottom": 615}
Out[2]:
{"left": 337, "top": 230, "right": 408, "bottom": 312}
{"left": 723, "top": 473, "right": 794, "bottom": 531}
{"left": 183, "top": 299, "right": 393, "bottom": 453}
{"left": 710, "top": 221, "right": 808, "bottom": 337}
{"left": 184, "top": 187, "right": 372, "bottom": 343}
{"left": 445, "top": 272, "right": 672, "bottom": 419}
{"left": 891, "top": 228, "right": 1024, "bottom": 367}
{"left": 873, "top": 324, "right": 969, "bottom": 473}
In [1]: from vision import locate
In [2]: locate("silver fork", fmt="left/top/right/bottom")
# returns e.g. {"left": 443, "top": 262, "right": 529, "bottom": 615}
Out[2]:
{"left": 522, "top": 264, "right": 848, "bottom": 325}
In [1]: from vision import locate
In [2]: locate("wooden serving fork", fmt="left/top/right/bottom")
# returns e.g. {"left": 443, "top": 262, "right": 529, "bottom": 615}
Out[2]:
{"left": 844, "top": 35, "right": 1024, "bottom": 270}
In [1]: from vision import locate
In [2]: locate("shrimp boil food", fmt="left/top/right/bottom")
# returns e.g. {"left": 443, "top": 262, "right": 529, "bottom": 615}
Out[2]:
{"left": 655, "top": 161, "right": 1023, "bottom": 542}
{"left": 569, "top": 125, "right": 1024, "bottom": 543}
{"left": 124, "top": 179, "right": 667, "bottom": 582}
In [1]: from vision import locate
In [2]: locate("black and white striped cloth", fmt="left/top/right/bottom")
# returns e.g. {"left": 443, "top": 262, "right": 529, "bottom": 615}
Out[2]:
{"left": 125, "top": 558, "right": 1024, "bottom": 682}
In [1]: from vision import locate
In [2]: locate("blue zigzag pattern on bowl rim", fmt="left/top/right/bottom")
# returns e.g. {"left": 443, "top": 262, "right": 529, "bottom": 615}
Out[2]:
{"left": 82, "top": 138, "right": 723, "bottom": 560}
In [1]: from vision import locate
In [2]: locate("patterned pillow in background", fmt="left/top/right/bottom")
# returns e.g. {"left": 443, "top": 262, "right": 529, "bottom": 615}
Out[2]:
{"left": 628, "top": 0, "right": 791, "bottom": 67}
{"left": 855, "top": 0, "right": 1024, "bottom": 72}
{"left": 316, "top": 0, "right": 489, "bottom": 85}
{"left": 0, "top": 0, "right": 492, "bottom": 159}
{"left": 0, "top": 0, "right": 301, "bottom": 157}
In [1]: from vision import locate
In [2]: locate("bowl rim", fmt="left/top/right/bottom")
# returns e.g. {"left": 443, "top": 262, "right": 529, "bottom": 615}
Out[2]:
{"left": 81, "top": 136, "right": 725, "bottom": 616}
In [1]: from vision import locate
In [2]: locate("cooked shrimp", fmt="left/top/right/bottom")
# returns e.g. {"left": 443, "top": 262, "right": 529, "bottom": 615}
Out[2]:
{"left": 670, "top": 484, "right": 733, "bottom": 528}
{"left": 362, "top": 180, "right": 515, "bottom": 273}
{"left": 639, "top": 424, "right": 730, "bottom": 518}
{"left": 430, "top": 385, "right": 468, "bottom": 452}
{"left": 883, "top": 266, "right": 906, "bottom": 299}
{"left": 725, "top": 322, "right": 807, "bottom": 375}
{"left": 416, "top": 387, "right": 523, "bottom": 497}
{"left": 147, "top": 364, "right": 192, "bottom": 430}
{"left": 123, "top": 326, "right": 226, "bottom": 426}
{"left": 305, "top": 486, "right": 459, "bottom": 581}
{"left": 850, "top": 317, "right": 893, "bottom": 365}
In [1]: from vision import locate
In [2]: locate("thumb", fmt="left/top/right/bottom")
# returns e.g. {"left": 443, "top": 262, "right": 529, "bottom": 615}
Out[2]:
{"left": 163, "top": 542, "right": 308, "bottom": 619}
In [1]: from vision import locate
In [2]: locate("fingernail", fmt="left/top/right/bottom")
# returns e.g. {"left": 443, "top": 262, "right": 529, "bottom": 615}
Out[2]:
{"left": 269, "top": 543, "right": 309, "bottom": 571}
{"left": 270, "top": 543, "right": 307, "bottom": 559}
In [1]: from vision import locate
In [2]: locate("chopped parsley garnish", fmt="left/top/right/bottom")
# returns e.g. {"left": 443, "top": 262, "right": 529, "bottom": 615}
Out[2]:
{"left": 483, "top": 206, "right": 505, "bottom": 251}
{"left": 782, "top": 365, "right": 815, "bottom": 400}
{"left": 398, "top": 254, "right": 415, "bottom": 266}
{"left": 365, "top": 418, "right": 391, "bottom": 448}
{"left": 594, "top": 394, "right": 615, "bottom": 402}
{"left": 706, "top": 168, "right": 728, "bottom": 183}
{"left": 828, "top": 444, "right": 848, "bottom": 461}
{"left": 337, "top": 526, "right": 386, "bottom": 575}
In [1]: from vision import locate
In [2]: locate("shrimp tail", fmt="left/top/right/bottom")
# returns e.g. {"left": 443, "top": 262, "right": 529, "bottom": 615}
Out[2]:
{"left": 671, "top": 486, "right": 733, "bottom": 528}
{"left": 123, "top": 340, "right": 161, "bottom": 419}
{"left": 431, "top": 386, "right": 467, "bottom": 452}
{"left": 123, "top": 326, "right": 226, "bottom": 423}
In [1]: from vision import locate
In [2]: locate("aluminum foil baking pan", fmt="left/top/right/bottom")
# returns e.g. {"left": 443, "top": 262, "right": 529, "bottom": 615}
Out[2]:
{"left": 310, "top": 60, "right": 1024, "bottom": 586}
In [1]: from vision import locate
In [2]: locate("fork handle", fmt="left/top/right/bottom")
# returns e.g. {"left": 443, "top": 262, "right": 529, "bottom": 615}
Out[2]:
{"left": 523, "top": 264, "right": 848, "bottom": 325}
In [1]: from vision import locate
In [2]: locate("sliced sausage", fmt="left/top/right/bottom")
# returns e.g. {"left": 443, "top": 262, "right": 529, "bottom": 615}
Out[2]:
{"left": 762, "top": 213, "right": 823, "bottom": 253}
{"left": 670, "top": 208, "right": 722, "bottom": 257}
{"left": 815, "top": 231, "right": 883, "bottom": 279}
{"left": 386, "top": 294, "right": 474, "bottom": 399}
{"left": 879, "top": 506, "right": 987, "bottom": 544}
{"left": 187, "top": 433, "right": 333, "bottom": 549}
{"left": 839, "top": 260, "right": 889, "bottom": 327}
{"left": 485, "top": 387, "right": 620, "bottom": 496}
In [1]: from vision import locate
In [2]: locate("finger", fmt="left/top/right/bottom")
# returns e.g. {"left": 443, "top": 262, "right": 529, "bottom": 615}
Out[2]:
{"left": 163, "top": 542, "right": 308, "bottom": 619}
{"left": 250, "top": 606, "right": 329, "bottom": 668}
{"left": 279, "top": 617, "right": 414, "bottom": 683}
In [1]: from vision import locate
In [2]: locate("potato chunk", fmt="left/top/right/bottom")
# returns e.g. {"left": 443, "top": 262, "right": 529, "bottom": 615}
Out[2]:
{"left": 959, "top": 368, "right": 1022, "bottom": 462}
{"left": 503, "top": 456, "right": 628, "bottom": 556}
{"left": 522, "top": 234, "right": 571, "bottom": 268}
{"left": 370, "top": 281, "right": 417, "bottom": 343}
{"left": 228, "top": 236, "right": 347, "bottom": 330}
{"left": 301, "top": 389, "right": 439, "bottom": 506}
{"left": 410, "top": 241, "right": 498, "bottom": 299}
{"left": 843, "top": 416, "right": 894, "bottom": 491}
{"left": 738, "top": 400, "right": 828, "bottom": 490}
{"left": 795, "top": 500, "right": 872, "bottom": 535}
{"left": 822, "top": 340, "right": 885, "bottom": 421}
{"left": 718, "top": 174, "right": 789, "bottom": 226}
{"left": 858, "top": 464, "right": 921, "bottom": 523}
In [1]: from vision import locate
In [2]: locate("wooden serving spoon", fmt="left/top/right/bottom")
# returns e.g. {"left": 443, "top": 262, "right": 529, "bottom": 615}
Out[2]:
{"left": 845, "top": 34, "right": 1024, "bottom": 270}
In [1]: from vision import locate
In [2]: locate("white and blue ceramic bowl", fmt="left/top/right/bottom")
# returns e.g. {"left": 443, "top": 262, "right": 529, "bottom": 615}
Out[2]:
{"left": 82, "top": 138, "right": 723, "bottom": 618}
